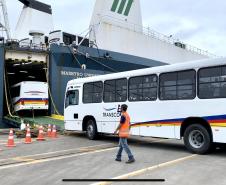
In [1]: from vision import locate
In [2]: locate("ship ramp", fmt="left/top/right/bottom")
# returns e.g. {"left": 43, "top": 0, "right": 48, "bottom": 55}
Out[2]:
{"left": 3, "top": 115, "right": 64, "bottom": 130}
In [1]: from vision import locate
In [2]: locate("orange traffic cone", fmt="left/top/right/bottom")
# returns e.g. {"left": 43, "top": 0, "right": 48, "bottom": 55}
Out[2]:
{"left": 6, "top": 129, "right": 16, "bottom": 147}
{"left": 47, "top": 124, "right": 52, "bottom": 137}
{"left": 51, "top": 125, "right": 57, "bottom": 138}
{"left": 36, "top": 125, "right": 46, "bottom": 141}
{"left": 24, "top": 127, "right": 32, "bottom": 144}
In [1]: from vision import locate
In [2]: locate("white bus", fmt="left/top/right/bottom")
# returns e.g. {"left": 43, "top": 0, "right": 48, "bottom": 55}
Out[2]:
{"left": 11, "top": 81, "right": 48, "bottom": 112}
{"left": 64, "top": 58, "right": 226, "bottom": 154}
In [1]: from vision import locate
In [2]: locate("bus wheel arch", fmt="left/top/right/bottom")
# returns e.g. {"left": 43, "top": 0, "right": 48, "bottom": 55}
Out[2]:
{"left": 181, "top": 117, "right": 213, "bottom": 154}
{"left": 82, "top": 116, "right": 98, "bottom": 140}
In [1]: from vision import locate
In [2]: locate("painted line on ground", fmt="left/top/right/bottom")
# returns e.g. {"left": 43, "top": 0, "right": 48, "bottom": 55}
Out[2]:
{"left": 0, "top": 143, "right": 115, "bottom": 162}
{"left": 0, "top": 141, "right": 24, "bottom": 145}
{"left": 91, "top": 154, "right": 197, "bottom": 185}
{"left": 13, "top": 143, "right": 115, "bottom": 158}
{"left": 0, "top": 139, "right": 45, "bottom": 146}
{"left": 0, "top": 147, "right": 117, "bottom": 170}
{"left": 0, "top": 137, "right": 168, "bottom": 159}
{"left": 13, "top": 158, "right": 35, "bottom": 162}
{"left": 0, "top": 138, "right": 168, "bottom": 170}
{"left": 0, "top": 140, "right": 8, "bottom": 142}
{"left": 15, "top": 138, "right": 170, "bottom": 158}
{"left": 0, "top": 136, "right": 65, "bottom": 146}
{"left": 0, "top": 139, "right": 23, "bottom": 142}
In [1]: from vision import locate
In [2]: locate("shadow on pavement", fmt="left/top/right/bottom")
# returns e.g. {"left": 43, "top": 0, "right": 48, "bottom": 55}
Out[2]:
{"left": 66, "top": 132, "right": 226, "bottom": 155}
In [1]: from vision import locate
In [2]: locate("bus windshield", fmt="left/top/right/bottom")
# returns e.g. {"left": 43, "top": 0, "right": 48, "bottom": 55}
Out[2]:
{"left": 65, "top": 90, "right": 79, "bottom": 108}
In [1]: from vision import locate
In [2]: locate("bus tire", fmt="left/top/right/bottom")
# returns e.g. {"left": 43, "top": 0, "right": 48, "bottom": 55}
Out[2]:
{"left": 184, "top": 124, "right": 212, "bottom": 154}
{"left": 86, "top": 119, "right": 98, "bottom": 140}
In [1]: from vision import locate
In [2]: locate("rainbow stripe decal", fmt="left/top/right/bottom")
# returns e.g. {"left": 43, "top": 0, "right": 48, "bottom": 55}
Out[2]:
{"left": 14, "top": 98, "right": 48, "bottom": 106}
{"left": 131, "top": 115, "right": 226, "bottom": 128}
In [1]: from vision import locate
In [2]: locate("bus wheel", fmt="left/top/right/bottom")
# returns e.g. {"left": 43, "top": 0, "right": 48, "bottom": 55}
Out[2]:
{"left": 184, "top": 124, "right": 212, "bottom": 154}
{"left": 86, "top": 119, "right": 97, "bottom": 140}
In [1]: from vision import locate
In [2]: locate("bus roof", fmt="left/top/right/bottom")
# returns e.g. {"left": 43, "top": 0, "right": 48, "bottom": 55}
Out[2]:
{"left": 68, "top": 57, "right": 225, "bottom": 85}
{"left": 11, "top": 81, "right": 47, "bottom": 87}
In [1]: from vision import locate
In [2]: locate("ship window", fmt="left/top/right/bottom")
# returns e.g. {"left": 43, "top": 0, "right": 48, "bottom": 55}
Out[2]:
{"left": 83, "top": 81, "right": 103, "bottom": 104}
{"left": 65, "top": 90, "right": 79, "bottom": 108}
{"left": 159, "top": 70, "right": 196, "bottom": 100}
{"left": 198, "top": 66, "right": 226, "bottom": 99}
{"left": 129, "top": 75, "right": 157, "bottom": 101}
{"left": 104, "top": 78, "right": 127, "bottom": 103}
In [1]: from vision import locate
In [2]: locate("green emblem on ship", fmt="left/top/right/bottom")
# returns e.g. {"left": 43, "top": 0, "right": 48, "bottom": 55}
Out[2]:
{"left": 111, "top": 0, "right": 133, "bottom": 16}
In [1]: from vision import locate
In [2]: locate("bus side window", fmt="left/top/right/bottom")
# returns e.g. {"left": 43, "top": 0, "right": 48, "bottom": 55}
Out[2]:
{"left": 129, "top": 75, "right": 157, "bottom": 102}
{"left": 104, "top": 78, "right": 127, "bottom": 103}
{"left": 83, "top": 81, "right": 103, "bottom": 104}
{"left": 160, "top": 70, "right": 196, "bottom": 100}
{"left": 92, "top": 82, "right": 103, "bottom": 103}
{"left": 199, "top": 66, "right": 226, "bottom": 99}
{"left": 116, "top": 79, "right": 127, "bottom": 102}
{"left": 65, "top": 90, "right": 79, "bottom": 108}
{"left": 104, "top": 80, "right": 115, "bottom": 102}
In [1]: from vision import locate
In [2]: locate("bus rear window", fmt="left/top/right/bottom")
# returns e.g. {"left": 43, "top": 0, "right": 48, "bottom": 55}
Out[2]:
{"left": 65, "top": 90, "right": 79, "bottom": 108}
{"left": 11, "top": 86, "right": 21, "bottom": 97}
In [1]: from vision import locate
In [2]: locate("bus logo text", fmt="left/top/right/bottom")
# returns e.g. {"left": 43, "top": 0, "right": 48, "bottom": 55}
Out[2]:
{"left": 103, "top": 105, "right": 121, "bottom": 117}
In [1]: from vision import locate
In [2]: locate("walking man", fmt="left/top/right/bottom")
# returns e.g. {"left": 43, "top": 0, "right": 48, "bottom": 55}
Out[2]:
{"left": 114, "top": 104, "right": 135, "bottom": 163}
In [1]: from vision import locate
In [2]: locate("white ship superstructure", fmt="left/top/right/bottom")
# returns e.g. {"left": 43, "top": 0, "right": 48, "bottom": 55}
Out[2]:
{"left": 89, "top": 0, "right": 215, "bottom": 64}
{"left": 14, "top": 0, "right": 54, "bottom": 41}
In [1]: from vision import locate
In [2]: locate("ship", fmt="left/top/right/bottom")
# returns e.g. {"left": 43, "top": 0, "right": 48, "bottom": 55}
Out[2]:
{"left": 0, "top": 0, "right": 216, "bottom": 128}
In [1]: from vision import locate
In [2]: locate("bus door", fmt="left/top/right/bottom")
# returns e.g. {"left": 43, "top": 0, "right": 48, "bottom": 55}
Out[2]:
{"left": 64, "top": 90, "right": 80, "bottom": 130}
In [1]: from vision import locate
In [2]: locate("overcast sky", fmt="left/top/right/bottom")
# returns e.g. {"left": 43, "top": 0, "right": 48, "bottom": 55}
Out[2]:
{"left": 5, "top": 0, "right": 226, "bottom": 56}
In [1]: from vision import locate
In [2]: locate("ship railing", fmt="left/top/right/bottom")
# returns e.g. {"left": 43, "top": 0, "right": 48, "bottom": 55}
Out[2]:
{"left": 2, "top": 38, "right": 48, "bottom": 51}
{"left": 29, "top": 43, "right": 48, "bottom": 51}
{"left": 97, "top": 15, "right": 217, "bottom": 58}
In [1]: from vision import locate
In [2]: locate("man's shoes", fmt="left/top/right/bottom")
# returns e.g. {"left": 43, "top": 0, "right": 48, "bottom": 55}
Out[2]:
{"left": 115, "top": 158, "right": 121, "bottom": 162}
{"left": 126, "top": 158, "right": 135, "bottom": 164}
